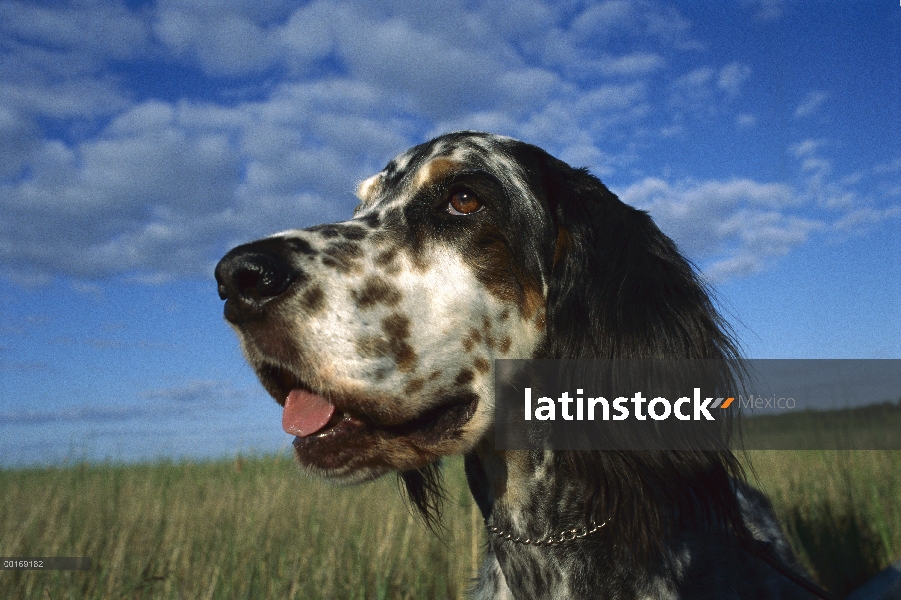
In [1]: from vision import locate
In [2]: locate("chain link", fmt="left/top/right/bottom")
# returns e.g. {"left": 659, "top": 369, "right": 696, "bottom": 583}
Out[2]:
{"left": 485, "top": 518, "right": 609, "bottom": 546}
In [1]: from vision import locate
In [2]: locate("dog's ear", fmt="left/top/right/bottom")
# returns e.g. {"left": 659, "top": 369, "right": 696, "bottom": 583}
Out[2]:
{"left": 532, "top": 151, "right": 750, "bottom": 568}
{"left": 537, "top": 152, "right": 738, "bottom": 362}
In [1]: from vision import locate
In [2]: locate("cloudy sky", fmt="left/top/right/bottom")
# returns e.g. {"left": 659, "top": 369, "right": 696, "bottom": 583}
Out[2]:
{"left": 1, "top": 0, "right": 899, "bottom": 466}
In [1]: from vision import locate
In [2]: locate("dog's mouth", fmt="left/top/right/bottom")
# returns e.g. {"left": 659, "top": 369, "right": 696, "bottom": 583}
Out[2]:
{"left": 257, "top": 363, "right": 479, "bottom": 476}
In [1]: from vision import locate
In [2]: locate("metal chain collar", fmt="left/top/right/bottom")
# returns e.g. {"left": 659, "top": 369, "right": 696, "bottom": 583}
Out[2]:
{"left": 485, "top": 518, "right": 609, "bottom": 546}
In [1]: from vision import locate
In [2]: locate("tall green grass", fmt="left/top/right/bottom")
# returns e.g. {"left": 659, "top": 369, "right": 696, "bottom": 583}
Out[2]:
{"left": 1, "top": 451, "right": 898, "bottom": 599}
{"left": 745, "top": 451, "right": 901, "bottom": 597}
{"left": 0, "top": 455, "right": 483, "bottom": 599}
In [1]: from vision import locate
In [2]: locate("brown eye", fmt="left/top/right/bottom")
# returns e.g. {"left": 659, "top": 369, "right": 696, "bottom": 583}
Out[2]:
{"left": 447, "top": 190, "right": 482, "bottom": 215}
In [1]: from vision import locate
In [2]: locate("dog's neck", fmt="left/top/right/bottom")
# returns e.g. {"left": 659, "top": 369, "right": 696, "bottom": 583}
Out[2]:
{"left": 462, "top": 443, "right": 815, "bottom": 600}
{"left": 464, "top": 443, "right": 668, "bottom": 599}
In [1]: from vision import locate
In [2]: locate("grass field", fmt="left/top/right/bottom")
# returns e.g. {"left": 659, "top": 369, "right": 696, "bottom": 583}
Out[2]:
{"left": 1, "top": 450, "right": 899, "bottom": 599}
{"left": 742, "top": 401, "right": 901, "bottom": 450}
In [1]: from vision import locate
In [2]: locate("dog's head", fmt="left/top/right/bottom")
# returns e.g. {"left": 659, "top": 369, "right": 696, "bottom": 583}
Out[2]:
{"left": 215, "top": 131, "right": 737, "bottom": 486}
{"left": 216, "top": 132, "right": 554, "bottom": 482}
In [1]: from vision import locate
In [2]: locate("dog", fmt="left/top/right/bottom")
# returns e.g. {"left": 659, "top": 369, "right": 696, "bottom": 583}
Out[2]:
{"left": 215, "top": 132, "right": 825, "bottom": 599}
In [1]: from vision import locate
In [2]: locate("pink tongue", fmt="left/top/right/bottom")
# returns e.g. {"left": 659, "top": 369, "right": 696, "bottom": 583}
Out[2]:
{"left": 283, "top": 389, "right": 336, "bottom": 437}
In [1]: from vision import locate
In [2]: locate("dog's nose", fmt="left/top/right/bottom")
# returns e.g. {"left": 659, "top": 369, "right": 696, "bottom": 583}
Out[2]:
{"left": 215, "top": 244, "right": 299, "bottom": 324}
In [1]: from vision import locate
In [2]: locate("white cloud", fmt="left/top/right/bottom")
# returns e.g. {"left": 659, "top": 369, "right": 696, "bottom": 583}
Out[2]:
{"left": 0, "top": 106, "right": 40, "bottom": 178}
{"left": 786, "top": 138, "right": 874, "bottom": 210}
{"left": 621, "top": 177, "right": 819, "bottom": 281}
{"left": 675, "top": 67, "right": 715, "bottom": 88}
{"left": 0, "top": 379, "right": 254, "bottom": 425}
{"left": 589, "top": 52, "right": 667, "bottom": 77}
{"left": 717, "top": 62, "right": 752, "bottom": 96}
{"left": 794, "top": 91, "right": 828, "bottom": 118}
{"left": 154, "top": 7, "right": 280, "bottom": 76}
{"left": 277, "top": 0, "right": 341, "bottom": 62}
{"left": 789, "top": 138, "right": 826, "bottom": 158}
{"left": 800, "top": 157, "right": 831, "bottom": 173}
{"left": 736, "top": 113, "right": 757, "bottom": 127}
{"left": 0, "top": 1, "right": 145, "bottom": 124}
{"left": 140, "top": 379, "right": 253, "bottom": 403}
{"left": 571, "top": 1, "right": 638, "bottom": 36}
{"left": 874, "top": 157, "right": 901, "bottom": 174}
{"left": 670, "top": 66, "right": 734, "bottom": 116}
{"left": 342, "top": 21, "right": 507, "bottom": 118}
{"left": 0, "top": 56, "right": 132, "bottom": 119}
{"left": 667, "top": 62, "right": 753, "bottom": 123}
{"left": 745, "top": 0, "right": 785, "bottom": 21}
{"left": 496, "top": 68, "right": 565, "bottom": 110}
{"left": 0, "top": 0, "right": 150, "bottom": 59}
{"left": 530, "top": 0, "right": 696, "bottom": 79}
{"left": 568, "top": 0, "right": 694, "bottom": 47}
{"left": 832, "top": 206, "right": 901, "bottom": 231}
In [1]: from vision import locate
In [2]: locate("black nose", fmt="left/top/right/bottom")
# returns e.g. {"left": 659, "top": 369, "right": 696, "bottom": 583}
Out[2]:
{"left": 215, "top": 242, "right": 301, "bottom": 324}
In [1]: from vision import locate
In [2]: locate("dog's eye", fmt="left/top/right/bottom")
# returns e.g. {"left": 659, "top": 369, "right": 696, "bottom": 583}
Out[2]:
{"left": 446, "top": 190, "right": 482, "bottom": 215}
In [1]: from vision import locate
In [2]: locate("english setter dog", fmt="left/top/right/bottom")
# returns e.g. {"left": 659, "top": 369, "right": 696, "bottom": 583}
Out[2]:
{"left": 215, "top": 132, "right": 827, "bottom": 599}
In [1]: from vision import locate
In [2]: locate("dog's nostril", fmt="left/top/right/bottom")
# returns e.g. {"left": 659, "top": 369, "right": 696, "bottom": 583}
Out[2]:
{"left": 239, "top": 257, "right": 294, "bottom": 298}
{"left": 218, "top": 254, "right": 295, "bottom": 298}
{"left": 235, "top": 264, "right": 268, "bottom": 298}
{"left": 215, "top": 249, "right": 300, "bottom": 323}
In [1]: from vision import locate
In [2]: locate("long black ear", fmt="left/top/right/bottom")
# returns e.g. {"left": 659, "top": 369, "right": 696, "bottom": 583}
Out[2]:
{"left": 538, "top": 153, "right": 739, "bottom": 362}
{"left": 535, "top": 151, "right": 750, "bottom": 568}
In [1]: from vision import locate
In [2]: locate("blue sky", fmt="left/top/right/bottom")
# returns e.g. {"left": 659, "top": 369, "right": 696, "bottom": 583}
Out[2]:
{"left": 1, "top": 0, "right": 899, "bottom": 467}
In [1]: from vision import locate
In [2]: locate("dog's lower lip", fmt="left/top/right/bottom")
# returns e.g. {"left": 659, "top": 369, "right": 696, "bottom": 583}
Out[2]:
{"left": 308, "top": 410, "right": 358, "bottom": 437}
{"left": 292, "top": 412, "right": 365, "bottom": 445}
